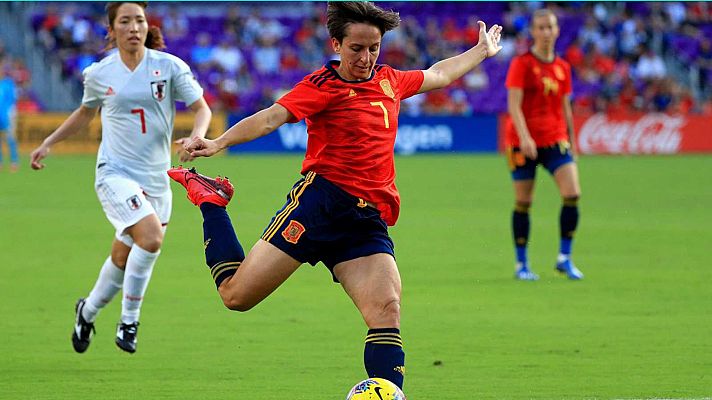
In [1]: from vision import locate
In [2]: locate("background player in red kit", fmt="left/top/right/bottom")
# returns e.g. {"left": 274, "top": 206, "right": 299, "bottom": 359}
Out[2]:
{"left": 168, "top": 1, "right": 501, "bottom": 388}
{"left": 505, "top": 9, "right": 584, "bottom": 281}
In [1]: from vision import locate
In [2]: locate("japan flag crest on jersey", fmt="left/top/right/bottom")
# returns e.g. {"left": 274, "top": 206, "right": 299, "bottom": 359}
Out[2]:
{"left": 151, "top": 80, "right": 167, "bottom": 101}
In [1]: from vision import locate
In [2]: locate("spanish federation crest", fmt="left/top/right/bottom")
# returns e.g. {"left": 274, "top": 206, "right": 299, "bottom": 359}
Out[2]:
{"left": 379, "top": 79, "right": 394, "bottom": 99}
{"left": 282, "top": 220, "right": 306, "bottom": 244}
{"left": 151, "top": 80, "right": 167, "bottom": 101}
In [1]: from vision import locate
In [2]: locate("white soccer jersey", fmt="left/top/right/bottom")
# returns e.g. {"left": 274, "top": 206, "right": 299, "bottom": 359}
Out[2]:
{"left": 82, "top": 48, "right": 203, "bottom": 196}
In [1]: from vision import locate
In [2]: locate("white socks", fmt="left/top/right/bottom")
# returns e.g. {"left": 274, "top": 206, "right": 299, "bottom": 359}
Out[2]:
{"left": 83, "top": 257, "right": 125, "bottom": 323}
{"left": 81, "top": 246, "right": 160, "bottom": 324}
{"left": 121, "top": 245, "right": 160, "bottom": 324}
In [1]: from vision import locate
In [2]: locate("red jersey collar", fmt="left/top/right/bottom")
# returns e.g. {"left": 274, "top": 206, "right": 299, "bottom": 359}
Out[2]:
{"left": 325, "top": 60, "right": 377, "bottom": 83}
{"left": 527, "top": 49, "right": 559, "bottom": 65}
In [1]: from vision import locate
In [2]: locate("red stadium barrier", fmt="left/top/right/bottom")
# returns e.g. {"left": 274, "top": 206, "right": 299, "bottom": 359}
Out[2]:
{"left": 574, "top": 113, "right": 712, "bottom": 154}
{"left": 498, "top": 113, "right": 712, "bottom": 154}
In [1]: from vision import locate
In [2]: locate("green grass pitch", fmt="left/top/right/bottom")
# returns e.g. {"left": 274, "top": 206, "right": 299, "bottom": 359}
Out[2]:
{"left": 1, "top": 153, "right": 710, "bottom": 399}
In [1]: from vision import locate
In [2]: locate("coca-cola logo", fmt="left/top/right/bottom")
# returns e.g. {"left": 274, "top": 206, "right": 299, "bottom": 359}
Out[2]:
{"left": 578, "top": 113, "right": 684, "bottom": 154}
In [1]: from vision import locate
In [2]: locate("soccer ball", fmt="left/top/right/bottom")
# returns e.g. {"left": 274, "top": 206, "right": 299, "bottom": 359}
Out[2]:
{"left": 345, "top": 378, "right": 406, "bottom": 400}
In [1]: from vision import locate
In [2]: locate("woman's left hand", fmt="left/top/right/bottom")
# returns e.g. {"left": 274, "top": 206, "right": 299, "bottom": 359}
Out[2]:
{"left": 477, "top": 21, "right": 503, "bottom": 58}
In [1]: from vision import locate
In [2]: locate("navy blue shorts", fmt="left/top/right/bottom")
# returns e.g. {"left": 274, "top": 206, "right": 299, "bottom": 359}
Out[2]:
{"left": 261, "top": 171, "right": 394, "bottom": 282}
{"left": 507, "top": 141, "right": 575, "bottom": 181}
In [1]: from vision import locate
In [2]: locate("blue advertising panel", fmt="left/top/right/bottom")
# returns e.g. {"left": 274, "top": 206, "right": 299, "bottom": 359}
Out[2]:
{"left": 226, "top": 114, "right": 498, "bottom": 154}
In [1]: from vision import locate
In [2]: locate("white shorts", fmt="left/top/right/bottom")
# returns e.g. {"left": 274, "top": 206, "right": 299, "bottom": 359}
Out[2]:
{"left": 95, "top": 168, "right": 172, "bottom": 246}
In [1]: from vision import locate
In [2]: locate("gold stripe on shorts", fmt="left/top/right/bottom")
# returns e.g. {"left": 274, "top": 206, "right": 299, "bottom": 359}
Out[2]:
{"left": 262, "top": 171, "right": 316, "bottom": 242}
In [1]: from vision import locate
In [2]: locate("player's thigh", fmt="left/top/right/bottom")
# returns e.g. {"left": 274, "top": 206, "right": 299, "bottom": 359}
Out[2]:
{"left": 334, "top": 253, "right": 402, "bottom": 328}
{"left": 507, "top": 147, "right": 537, "bottom": 203}
{"left": 553, "top": 162, "right": 581, "bottom": 198}
{"left": 220, "top": 239, "right": 302, "bottom": 309}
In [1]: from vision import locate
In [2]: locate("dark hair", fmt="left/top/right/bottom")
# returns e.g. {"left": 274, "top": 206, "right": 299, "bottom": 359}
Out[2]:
{"left": 105, "top": 2, "right": 166, "bottom": 50}
{"left": 326, "top": 1, "right": 400, "bottom": 43}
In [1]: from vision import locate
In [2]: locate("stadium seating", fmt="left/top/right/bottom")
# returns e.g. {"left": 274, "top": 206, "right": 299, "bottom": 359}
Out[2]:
{"left": 25, "top": 2, "right": 712, "bottom": 115}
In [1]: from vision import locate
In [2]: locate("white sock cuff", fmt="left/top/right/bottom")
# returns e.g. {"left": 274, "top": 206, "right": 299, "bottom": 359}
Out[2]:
{"left": 104, "top": 257, "right": 125, "bottom": 283}
{"left": 127, "top": 245, "right": 161, "bottom": 273}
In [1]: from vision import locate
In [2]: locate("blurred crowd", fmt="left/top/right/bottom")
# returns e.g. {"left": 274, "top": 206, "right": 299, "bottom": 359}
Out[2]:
{"left": 23, "top": 2, "right": 712, "bottom": 115}
{"left": 0, "top": 41, "right": 41, "bottom": 113}
{"left": 554, "top": 2, "right": 712, "bottom": 115}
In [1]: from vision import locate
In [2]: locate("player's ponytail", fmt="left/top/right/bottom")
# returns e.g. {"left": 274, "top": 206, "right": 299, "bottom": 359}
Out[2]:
{"left": 145, "top": 25, "right": 166, "bottom": 50}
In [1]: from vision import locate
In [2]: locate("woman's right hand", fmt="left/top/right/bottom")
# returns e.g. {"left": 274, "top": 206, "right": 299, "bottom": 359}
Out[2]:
{"left": 519, "top": 135, "right": 538, "bottom": 160}
{"left": 185, "top": 136, "right": 223, "bottom": 158}
{"left": 30, "top": 144, "right": 50, "bottom": 170}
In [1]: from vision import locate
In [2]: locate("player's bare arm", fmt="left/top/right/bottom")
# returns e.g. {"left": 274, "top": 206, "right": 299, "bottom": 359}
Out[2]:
{"left": 186, "top": 103, "right": 292, "bottom": 158}
{"left": 562, "top": 94, "right": 576, "bottom": 155}
{"left": 418, "top": 21, "right": 502, "bottom": 93}
{"left": 507, "top": 88, "right": 537, "bottom": 159}
{"left": 175, "top": 97, "right": 212, "bottom": 162}
{"left": 30, "top": 105, "right": 98, "bottom": 170}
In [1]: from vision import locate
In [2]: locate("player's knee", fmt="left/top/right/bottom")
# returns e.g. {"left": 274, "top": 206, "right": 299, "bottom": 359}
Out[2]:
{"left": 223, "top": 300, "right": 254, "bottom": 312}
{"left": 383, "top": 299, "right": 401, "bottom": 322}
{"left": 515, "top": 201, "right": 532, "bottom": 213}
{"left": 223, "top": 299, "right": 252, "bottom": 312}
{"left": 135, "top": 233, "right": 164, "bottom": 253}
{"left": 366, "top": 298, "right": 401, "bottom": 327}
{"left": 219, "top": 289, "right": 255, "bottom": 312}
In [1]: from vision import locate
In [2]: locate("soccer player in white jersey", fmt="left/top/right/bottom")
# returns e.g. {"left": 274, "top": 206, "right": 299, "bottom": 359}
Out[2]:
{"left": 29, "top": 1, "right": 211, "bottom": 354}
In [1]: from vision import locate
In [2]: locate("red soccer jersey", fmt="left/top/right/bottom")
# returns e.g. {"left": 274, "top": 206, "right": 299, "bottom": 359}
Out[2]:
{"left": 276, "top": 61, "right": 424, "bottom": 226}
{"left": 504, "top": 52, "right": 572, "bottom": 147}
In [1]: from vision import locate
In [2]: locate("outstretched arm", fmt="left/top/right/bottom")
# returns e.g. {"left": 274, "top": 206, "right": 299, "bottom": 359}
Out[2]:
{"left": 30, "top": 105, "right": 98, "bottom": 170}
{"left": 418, "top": 21, "right": 502, "bottom": 93}
{"left": 185, "top": 103, "right": 293, "bottom": 158}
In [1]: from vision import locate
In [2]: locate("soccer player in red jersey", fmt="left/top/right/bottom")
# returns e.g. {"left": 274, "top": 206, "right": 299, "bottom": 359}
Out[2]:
{"left": 504, "top": 9, "right": 584, "bottom": 281}
{"left": 168, "top": 1, "right": 502, "bottom": 389}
